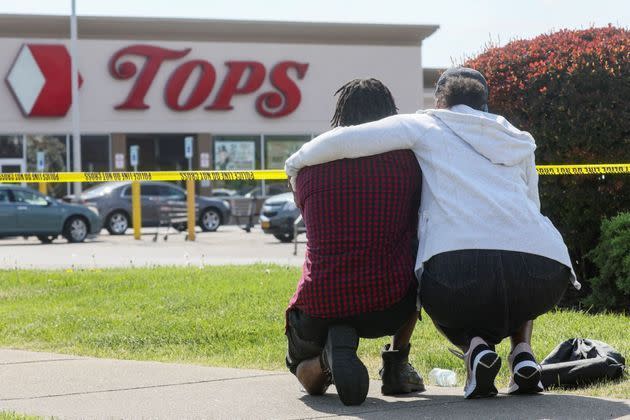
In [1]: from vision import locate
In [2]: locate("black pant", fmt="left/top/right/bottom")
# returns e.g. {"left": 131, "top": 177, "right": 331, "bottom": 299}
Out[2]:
{"left": 285, "top": 283, "right": 417, "bottom": 374}
{"left": 420, "top": 250, "right": 569, "bottom": 347}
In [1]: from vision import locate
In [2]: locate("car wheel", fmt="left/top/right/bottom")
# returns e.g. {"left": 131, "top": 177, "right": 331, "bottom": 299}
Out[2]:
{"left": 200, "top": 208, "right": 221, "bottom": 232}
{"left": 37, "top": 235, "right": 56, "bottom": 244}
{"left": 274, "top": 233, "right": 294, "bottom": 243}
{"left": 63, "top": 216, "right": 89, "bottom": 243}
{"left": 107, "top": 211, "right": 129, "bottom": 235}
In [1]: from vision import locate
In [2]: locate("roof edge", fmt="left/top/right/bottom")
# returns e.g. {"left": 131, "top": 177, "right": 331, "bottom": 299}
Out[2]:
{"left": 0, "top": 14, "right": 439, "bottom": 46}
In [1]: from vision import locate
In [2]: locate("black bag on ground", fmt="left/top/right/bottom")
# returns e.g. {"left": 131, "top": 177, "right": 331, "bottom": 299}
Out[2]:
{"left": 540, "top": 338, "right": 625, "bottom": 389}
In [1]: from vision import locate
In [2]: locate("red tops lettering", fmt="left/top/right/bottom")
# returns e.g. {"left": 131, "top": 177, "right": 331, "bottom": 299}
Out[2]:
{"left": 108, "top": 44, "right": 309, "bottom": 118}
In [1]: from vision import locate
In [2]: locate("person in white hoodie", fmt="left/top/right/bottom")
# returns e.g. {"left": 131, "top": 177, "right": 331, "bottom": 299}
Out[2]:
{"left": 285, "top": 67, "right": 579, "bottom": 399}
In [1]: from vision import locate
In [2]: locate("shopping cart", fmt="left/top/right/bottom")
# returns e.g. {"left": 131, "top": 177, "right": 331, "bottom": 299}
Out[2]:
{"left": 154, "top": 200, "right": 189, "bottom": 242}
{"left": 230, "top": 196, "right": 258, "bottom": 232}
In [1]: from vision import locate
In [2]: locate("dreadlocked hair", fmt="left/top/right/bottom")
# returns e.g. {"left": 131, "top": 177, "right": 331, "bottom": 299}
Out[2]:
{"left": 330, "top": 78, "right": 398, "bottom": 127}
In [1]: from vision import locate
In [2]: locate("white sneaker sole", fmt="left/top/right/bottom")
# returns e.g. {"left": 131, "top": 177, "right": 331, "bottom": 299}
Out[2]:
{"left": 508, "top": 360, "right": 543, "bottom": 395}
{"left": 464, "top": 350, "right": 501, "bottom": 399}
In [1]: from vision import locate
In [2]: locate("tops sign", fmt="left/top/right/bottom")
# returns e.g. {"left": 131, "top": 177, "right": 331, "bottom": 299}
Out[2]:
{"left": 5, "top": 43, "right": 309, "bottom": 119}
{"left": 109, "top": 45, "right": 309, "bottom": 118}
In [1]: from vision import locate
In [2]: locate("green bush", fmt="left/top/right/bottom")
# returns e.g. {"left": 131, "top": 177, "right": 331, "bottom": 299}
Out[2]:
{"left": 585, "top": 212, "right": 630, "bottom": 311}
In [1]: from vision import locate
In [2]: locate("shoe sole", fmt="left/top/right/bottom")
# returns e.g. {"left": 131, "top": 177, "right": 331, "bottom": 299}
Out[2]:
{"left": 465, "top": 351, "right": 501, "bottom": 399}
{"left": 325, "top": 325, "right": 369, "bottom": 406}
{"left": 508, "top": 361, "right": 544, "bottom": 395}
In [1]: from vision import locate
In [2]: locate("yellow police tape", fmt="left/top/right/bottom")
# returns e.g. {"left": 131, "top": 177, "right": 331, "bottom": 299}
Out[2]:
{"left": 536, "top": 164, "right": 630, "bottom": 176}
{"left": 0, "top": 165, "right": 628, "bottom": 183}
{"left": 0, "top": 170, "right": 287, "bottom": 183}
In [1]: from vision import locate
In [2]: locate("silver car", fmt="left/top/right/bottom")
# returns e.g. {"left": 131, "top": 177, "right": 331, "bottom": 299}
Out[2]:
{"left": 0, "top": 185, "right": 101, "bottom": 243}
{"left": 67, "top": 181, "right": 232, "bottom": 235}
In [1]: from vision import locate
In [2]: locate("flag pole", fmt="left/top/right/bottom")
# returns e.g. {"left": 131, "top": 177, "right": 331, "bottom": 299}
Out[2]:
{"left": 70, "top": 0, "right": 82, "bottom": 195}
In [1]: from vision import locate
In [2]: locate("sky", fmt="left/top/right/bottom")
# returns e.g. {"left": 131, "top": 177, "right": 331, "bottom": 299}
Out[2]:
{"left": 0, "top": 0, "right": 627, "bottom": 67}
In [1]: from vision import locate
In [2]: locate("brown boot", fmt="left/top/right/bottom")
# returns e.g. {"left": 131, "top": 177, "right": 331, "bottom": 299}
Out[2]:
{"left": 379, "top": 343, "right": 425, "bottom": 395}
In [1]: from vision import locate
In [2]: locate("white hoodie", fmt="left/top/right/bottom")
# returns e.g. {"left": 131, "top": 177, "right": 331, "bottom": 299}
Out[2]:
{"left": 286, "top": 105, "right": 579, "bottom": 288}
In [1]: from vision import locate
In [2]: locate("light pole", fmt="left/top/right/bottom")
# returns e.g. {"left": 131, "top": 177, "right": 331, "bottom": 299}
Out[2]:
{"left": 70, "top": 0, "right": 82, "bottom": 195}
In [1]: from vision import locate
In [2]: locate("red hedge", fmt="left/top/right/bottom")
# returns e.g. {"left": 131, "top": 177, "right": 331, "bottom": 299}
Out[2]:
{"left": 465, "top": 26, "right": 629, "bottom": 296}
{"left": 465, "top": 26, "right": 628, "bottom": 163}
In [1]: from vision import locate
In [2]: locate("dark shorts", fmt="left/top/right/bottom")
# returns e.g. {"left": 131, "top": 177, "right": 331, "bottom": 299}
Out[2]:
{"left": 420, "top": 249, "right": 570, "bottom": 347}
{"left": 285, "top": 283, "right": 418, "bottom": 374}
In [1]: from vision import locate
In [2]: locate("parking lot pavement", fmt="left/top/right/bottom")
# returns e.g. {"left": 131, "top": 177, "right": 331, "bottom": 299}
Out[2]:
{"left": 0, "top": 226, "right": 306, "bottom": 270}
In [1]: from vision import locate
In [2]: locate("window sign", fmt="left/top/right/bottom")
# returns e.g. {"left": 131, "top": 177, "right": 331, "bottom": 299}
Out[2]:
{"left": 36, "top": 151, "right": 45, "bottom": 172}
{"left": 130, "top": 145, "right": 139, "bottom": 169}
{"left": 184, "top": 136, "right": 194, "bottom": 159}
{"left": 200, "top": 152, "right": 210, "bottom": 169}
{"left": 214, "top": 141, "right": 255, "bottom": 170}
{"left": 115, "top": 153, "right": 125, "bottom": 169}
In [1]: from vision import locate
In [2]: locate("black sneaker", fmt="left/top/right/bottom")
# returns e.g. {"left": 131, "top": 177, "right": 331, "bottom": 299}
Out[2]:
{"left": 379, "top": 343, "right": 426, "bottom": 395}
{"left": 321, "top": 325, "right": 369, "bottom": 406}
{"left": 508, "top": 342, "right": 543, "bottom": 395}
{"left": 463, "top": 336, "right": 501, "bottom": 399}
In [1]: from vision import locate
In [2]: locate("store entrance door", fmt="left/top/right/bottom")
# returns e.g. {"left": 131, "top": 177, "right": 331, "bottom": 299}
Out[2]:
{"left": 126, "top": 135, "right": 189, "bottom": 172}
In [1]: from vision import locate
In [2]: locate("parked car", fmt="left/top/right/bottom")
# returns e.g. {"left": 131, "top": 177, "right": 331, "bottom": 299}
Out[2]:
{"left": 0, "top": 185, "right": 100, "bottom": 243}
{"left": 259, "top": 192, "right": 302, "bottom": 242}
{"left": 66, "top": 181, "right": 231, "bottom": 235}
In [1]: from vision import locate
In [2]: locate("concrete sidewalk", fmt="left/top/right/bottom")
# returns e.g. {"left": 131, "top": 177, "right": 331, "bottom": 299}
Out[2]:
{"left": 0, "top": 349, "right": 628, "bottom": 419}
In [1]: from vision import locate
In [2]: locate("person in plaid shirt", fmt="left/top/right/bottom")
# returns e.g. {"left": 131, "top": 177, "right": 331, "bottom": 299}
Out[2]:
{"left": 285, "top": 79, "right": 424, "bottom": 406}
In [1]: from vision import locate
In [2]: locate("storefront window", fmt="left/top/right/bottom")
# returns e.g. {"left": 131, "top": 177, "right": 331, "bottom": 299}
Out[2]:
{"left": 26, "top": 134, "right": 67, "bottom": 197}
{"left": 0, "top": 135, "right": 23, "bottom": 158}
{"left": 213, "top": 135, "right": 260, "bottom": 194}
{"left": 73, "top": 135, "right": 111, "bottom": 190}
{"left": 81, "top": 135, "right": 110, "bottom": 172}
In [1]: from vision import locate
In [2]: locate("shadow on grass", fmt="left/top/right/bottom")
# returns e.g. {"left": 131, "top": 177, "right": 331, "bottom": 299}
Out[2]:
{"left": 299, "top": 390, "right": 630, "bottom": 419}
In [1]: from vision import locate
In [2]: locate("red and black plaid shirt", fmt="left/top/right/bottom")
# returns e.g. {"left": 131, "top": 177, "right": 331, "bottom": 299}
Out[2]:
{"left": 288, "top": 150, "right": 421, "bottom": 319}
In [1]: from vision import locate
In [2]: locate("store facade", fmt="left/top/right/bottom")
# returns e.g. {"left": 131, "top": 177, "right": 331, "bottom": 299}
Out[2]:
{"left": 0, "top": 15, "right": 438, "bottom": 196}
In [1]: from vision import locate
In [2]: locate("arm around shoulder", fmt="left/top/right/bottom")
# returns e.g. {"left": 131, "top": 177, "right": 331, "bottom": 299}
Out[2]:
{"left": 285, "top": 114, "right": 425, "bottom": 177}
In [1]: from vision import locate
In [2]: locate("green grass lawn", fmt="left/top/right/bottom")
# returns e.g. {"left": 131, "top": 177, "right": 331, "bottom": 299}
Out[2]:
{"left": 0, "top": 413, "right": 38, "bottom": 420}
{"left": 0, "top": 265, "right": 627, "bottom": 399}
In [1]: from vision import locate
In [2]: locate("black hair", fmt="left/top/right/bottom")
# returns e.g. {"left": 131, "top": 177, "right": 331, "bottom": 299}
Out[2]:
{"left": 435, "top": 76, "right": 488, "bottom": 111}
{"left": 331, "top": 78, "right": 398, "bottom": 127}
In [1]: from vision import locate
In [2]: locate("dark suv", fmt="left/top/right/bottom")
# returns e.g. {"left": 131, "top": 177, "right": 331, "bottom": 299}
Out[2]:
{"left": 259, "top": 192, "right": 302, "bottom": 242}
{"left": 67, "top": 181, "right": 231, "bottom": 235}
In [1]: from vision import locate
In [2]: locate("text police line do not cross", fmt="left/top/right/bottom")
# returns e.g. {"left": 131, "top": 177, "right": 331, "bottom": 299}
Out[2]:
{"left": 108, "top": 45, "right": 309, "bottom": 118}
{"left": 0, "top": 165, "right": 628, "bottom": 185}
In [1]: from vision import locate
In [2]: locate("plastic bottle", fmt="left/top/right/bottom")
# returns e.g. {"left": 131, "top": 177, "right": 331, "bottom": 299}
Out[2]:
{"left": 428, "top": 368, "right": 457, "bottom": 387}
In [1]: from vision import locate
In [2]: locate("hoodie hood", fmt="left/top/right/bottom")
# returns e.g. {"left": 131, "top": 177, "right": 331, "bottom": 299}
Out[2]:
{"left": 422, "top": 104, "right": 536, "bottom": 166}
